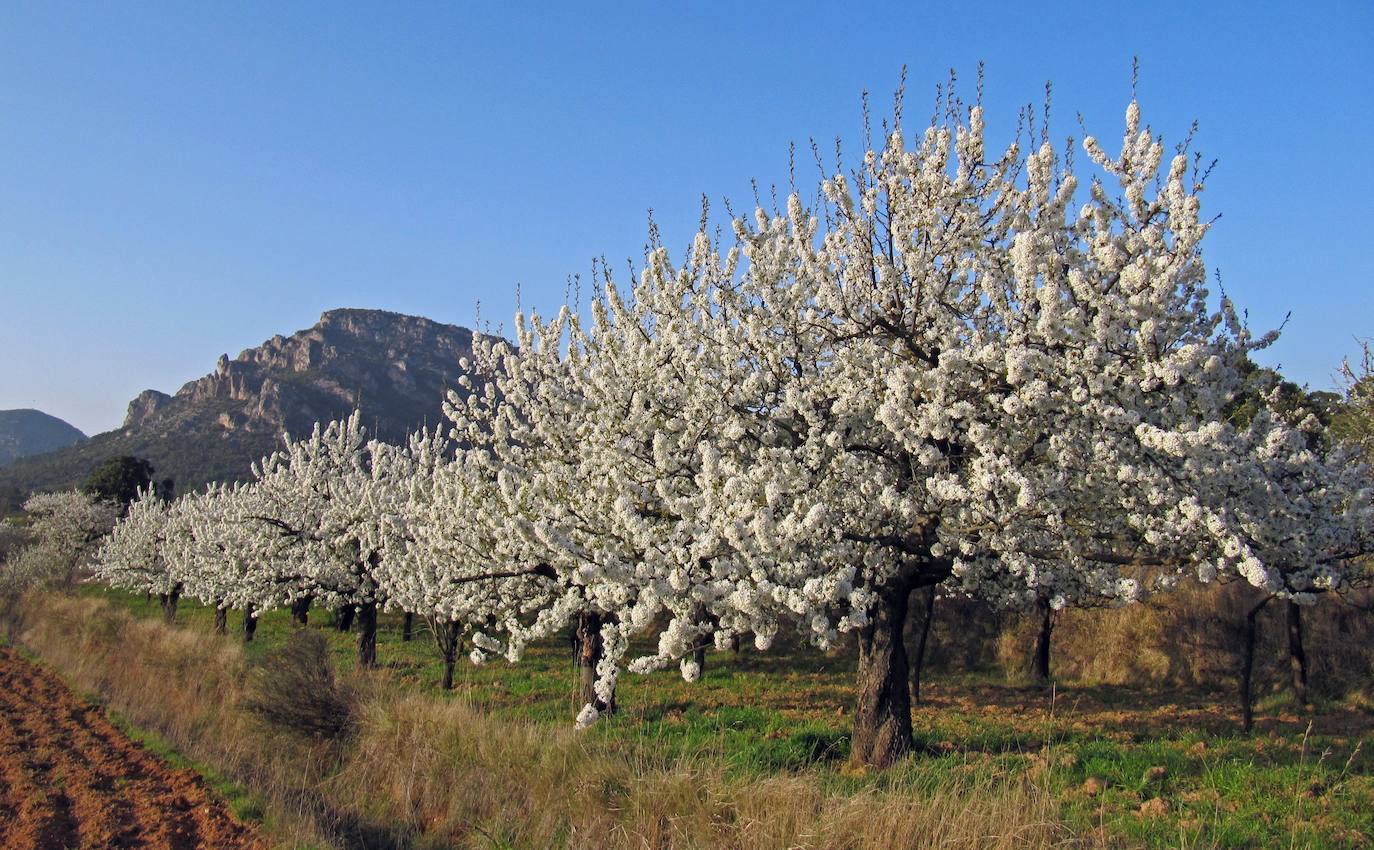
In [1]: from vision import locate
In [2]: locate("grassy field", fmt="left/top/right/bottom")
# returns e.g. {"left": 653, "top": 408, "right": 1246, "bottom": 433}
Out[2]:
{"left": 26, "top": 585, "right": 1374, "bottom": 848}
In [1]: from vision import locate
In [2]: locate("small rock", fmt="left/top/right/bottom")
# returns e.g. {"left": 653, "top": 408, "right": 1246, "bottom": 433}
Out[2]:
{"left": 1138, "top": 797, "right": 1170, "bottom": 818}
{"left": 1142, "top": 765, "right": 1168, "bottom": 784}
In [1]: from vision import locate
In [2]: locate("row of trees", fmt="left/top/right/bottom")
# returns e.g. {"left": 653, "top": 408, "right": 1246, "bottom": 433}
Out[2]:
{"left": 90, "top": 82, "right": 1374, "bottom": 767}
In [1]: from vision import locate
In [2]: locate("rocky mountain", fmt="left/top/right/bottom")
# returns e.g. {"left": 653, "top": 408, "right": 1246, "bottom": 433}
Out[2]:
{"left": 0, "top": 309, "right": 475, "bottom": 513}
{"left": 0, "top": 410, "right": 87, "bottom": 468}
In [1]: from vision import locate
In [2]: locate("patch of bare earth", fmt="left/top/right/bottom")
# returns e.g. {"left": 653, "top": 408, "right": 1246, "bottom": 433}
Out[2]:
{"left": 0, "top": 646, "right": 264, "bottom": 850}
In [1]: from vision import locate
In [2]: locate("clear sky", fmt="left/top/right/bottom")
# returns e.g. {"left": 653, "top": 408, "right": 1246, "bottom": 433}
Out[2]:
{"left": 2, "top": 1, "right": 1371, "bottom": 436}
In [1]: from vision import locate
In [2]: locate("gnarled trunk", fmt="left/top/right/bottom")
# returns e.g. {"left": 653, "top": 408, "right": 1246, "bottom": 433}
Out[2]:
{"left": 1032, "top": 599, "right": 1053, "bottom": 684}
{"left": 852, "top": 582, "right": 913, "bottom": 768}
{"left": 575, "top": 611, "right": 616, "bottom": 717}
{"left": 213, "top": 606, "right": 228, "bottom": 636}
{"left": 242, "top": 611, "right": 258, "bottom": 643}
{"left": 402, "top": 612, "right": 414, "bottom": 642}
{"left": 910, "top": 586, "right": 937, "bottom": 705}
{"left": 1286, "top": 600, "right": 1309, "bottom": 706}
{"left": 357, "top": 601, "right": 378, "bottom": 669}
{"left": 336, "top": 605, "right": 355, "bottom": 632}
{"left": 291, "top": 596, "right": 311, "bottom": 628}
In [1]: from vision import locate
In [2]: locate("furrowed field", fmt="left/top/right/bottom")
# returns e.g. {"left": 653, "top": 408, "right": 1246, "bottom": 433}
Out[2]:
{"left": 6, "top": 583, "right": 1369, "bottom": 850}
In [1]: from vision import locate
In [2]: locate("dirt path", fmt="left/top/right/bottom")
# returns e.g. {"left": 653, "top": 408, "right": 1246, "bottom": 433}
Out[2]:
{"left": 0, "top": 645, "right": 264, "bottom": 850}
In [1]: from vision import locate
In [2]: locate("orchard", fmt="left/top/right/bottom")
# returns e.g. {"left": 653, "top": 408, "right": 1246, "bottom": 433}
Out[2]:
{"left": 92, "top": 74, "right": 1374, "bottom": 770}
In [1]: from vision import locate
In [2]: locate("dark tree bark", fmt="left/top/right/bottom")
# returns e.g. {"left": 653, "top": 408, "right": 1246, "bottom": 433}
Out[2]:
{"left": 909, "top": 586, "right": 937, "bottom": 705}
{"left": 213, "top": 606, "right": 228, "bottom": 636}
{"left": 357, "top": 601, "right": 378, "bottom": 669}
{"left": 402, "top": 612, "right": 414, "bottom": 642}
{"left": 852, "top": 581, "right": 914, "bottom": 768}
{"left": 690, "top": 603, "right": 710, "bottom": 677}
{"left": 158, "top": 585, "right": 181, "bottom": 625}
{"left": 1032, "top": 599, "right": 1054, "bottom": 684}
{"left": 435, "top": 620, "right": 462, "bottom": 690}
{"left": 336, "top": 605, "right": 355, "bottom": 633}
{"left": 1286, "top": 600, "right": 1310, "bottom": 706}
{"left": 729, "top": 634, "right": 741, "bottom": 654}
{"left": 291, "top": 596, "right": 312, "bottom": 628}
{"left": 1241, "top": 596, "right": 1271, "bottom": 733}
{"left": 575, "top": 611, "right": 616, "bottom": 717}
{"left": 242, "top": 611, "right": 258, "bottom": 643}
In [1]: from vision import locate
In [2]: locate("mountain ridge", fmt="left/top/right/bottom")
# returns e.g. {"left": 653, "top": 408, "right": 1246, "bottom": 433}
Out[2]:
{"left": 0, "top": 308, "right": 476, "bottom": 513}
{"left": 0, "top": 409, "right": 87, "bottom": 469}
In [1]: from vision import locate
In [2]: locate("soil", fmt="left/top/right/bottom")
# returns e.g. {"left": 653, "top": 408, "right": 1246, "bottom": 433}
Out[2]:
{"left": 0, "top": 645, "right": 264, "bottom": 850}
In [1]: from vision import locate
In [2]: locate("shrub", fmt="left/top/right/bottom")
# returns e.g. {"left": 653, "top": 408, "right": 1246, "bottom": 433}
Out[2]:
{"left": 242, "top": 629, "right": 356, "bottom": 741}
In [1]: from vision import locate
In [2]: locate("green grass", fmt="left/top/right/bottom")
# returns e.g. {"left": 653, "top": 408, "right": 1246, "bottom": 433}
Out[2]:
{"left": 76, "top": 584, "right": 1374, "bottom": 849}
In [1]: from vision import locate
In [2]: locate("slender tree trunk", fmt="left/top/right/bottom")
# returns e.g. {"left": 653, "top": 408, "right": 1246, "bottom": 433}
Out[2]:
{"left": 336, "top": 605, "right": 355, "bottom": 632}
{"left": 291, "top": 596, "right": 311, "bottom": 628}
{"left": 1241, "top": 596, "right": 1271, "bottom": 733}
{"left": 690, "top": 603, "right": 709, "bottom": 677}
{"left": 437, "top": 620, "right": 461, "bottom": 690}
{"left": 213, "top": 606, "right": 227, "bottom": 636}
{"left": 242, "top": 611, "right": 258, "bottom": 643}
{"left": 402, "top": 612, "right": 414, "bottom": 642}
{"left": 910, "top": 586, "right": 937, "bottom": 705}
{"left": 1286, "top": 600, "right": 1310, "bottom": 706}
{"left": 1032, "top": 600, "right": 1053, "bottom": 684}
{"left": 852, "top": 582, "right": 914, "bottom": 768}
{"left": 357, "top": 601, "right": 378, "bottom": 669}
{"left": 158, "top": 585, "right": 180, "bottom": 625}
{"left": 575, "top": 611, "right": 616, "bottom": 717}
{"left": 729, "top": 634, "right": 741, "bottom": 654}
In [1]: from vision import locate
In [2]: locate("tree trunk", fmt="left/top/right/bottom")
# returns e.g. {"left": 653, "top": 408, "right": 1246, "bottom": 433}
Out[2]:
{"left": 213, "top": 606, "right": 227, "bottom": 636}
{"left": 242, "top": 611, "right": 258, "bottom": 643}
{"left": 1286, "top": 600, "right": 1310, "bottom": 706}
{"left": 357, "top": 601, "right": 378, "bottom": 669}
{"left": 575, "top": 611, "right": 616, "bottom": 717}
{"left": 158, "top": 586, "right": 180, "bottom": 625}
{"left": 690, "top": 603, "right": 710, "bottom": 677}
{"left": 910, "top": 586, "right": 937, "bottom": 705}
{"left": 437, "top": 620, "right": 461, "bottom": 690}
{"left": 336, "top": 606, "right": 355, "bottom": 632}
{"left": 1032, "top": 600, "right": 1053, "bottom": 684}
{"left": 402, "top": 612, "right": 414, "bottom": 642}
{"left": 1241, "top": 596, "right": 1270, "bottom": 733}
{"left": 852, "top": 582, "right": 914, "bottom": 768}
{"left": 291, "top": 596, "right": 311, "bottom": 628}
{"left": 729, "top": 634, "right": 741, "bottom": 654}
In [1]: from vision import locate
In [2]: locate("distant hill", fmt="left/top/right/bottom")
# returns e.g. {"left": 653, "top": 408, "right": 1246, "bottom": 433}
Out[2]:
{"left": 0, "top": 410, "right": 87, "bottom": 468}
{"left": 0, "top": 309, "right": 475, "bottom": 513}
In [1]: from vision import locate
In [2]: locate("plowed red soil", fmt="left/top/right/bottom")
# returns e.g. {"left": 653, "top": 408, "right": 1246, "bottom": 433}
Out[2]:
{"left": 0, "top": 645, "right": 264, "bottom": 850}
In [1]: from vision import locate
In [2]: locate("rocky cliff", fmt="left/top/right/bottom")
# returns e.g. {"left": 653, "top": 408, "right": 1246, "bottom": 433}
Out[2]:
{"left": 0, "top": 309, "right": 476, "bottom": 512}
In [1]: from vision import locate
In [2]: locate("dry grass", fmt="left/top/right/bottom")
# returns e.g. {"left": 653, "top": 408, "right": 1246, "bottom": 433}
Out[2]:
{"left": 1040, "top": 584, "right": 1374, "bottom": 699}
{"left": 12, "top": 591, "right": 1093, "bottom": 850}
{"left": 5, "top": 593, "right": 1099, "bottom": 850}
{"left": 339, "top": 691, "right": 1074, "bottom": 849}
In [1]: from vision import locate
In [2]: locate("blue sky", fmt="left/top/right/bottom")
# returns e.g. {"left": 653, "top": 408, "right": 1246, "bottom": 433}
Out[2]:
{"left": 2, "top": 1, "right": 1371, "bottom": 435}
